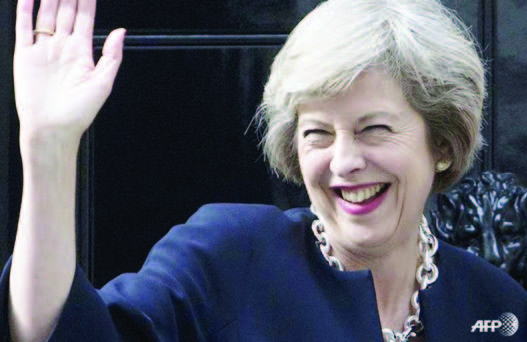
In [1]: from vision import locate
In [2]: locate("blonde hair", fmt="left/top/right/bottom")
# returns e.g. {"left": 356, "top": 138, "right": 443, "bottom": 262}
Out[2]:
{"left": 257, "top": 0, "right": 486, "bottom": 192}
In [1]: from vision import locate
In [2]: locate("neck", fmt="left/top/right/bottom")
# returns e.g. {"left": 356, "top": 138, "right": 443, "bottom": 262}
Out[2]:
{"left": 371, "top": 245, "right": 419, "bottom": 332}
{"left": 333, "top": 232, "right": 420, "bottom": 332}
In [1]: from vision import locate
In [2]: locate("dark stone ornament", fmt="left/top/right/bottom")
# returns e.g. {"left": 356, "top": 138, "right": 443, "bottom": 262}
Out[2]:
{"left": 427, "top": 171, "right": 527, "bottom": 288}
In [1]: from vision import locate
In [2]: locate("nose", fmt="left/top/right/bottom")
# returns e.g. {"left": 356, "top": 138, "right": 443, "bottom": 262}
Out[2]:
{"left": 329, "top": 135, "right": 366, "bottom": 177}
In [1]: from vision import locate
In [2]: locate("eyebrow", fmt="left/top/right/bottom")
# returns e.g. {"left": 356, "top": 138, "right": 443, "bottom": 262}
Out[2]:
{"left": 297, "top": 111, "right": 400, "bottom": 126}
{"left": 296, "top": 117, "right": 331, "bottom": 127}
{"left": 357, "top": 111, "right": 400, "bottom": 123}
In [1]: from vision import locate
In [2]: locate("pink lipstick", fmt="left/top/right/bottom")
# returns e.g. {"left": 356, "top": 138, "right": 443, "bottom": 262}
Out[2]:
{"left": 336, "top": 184, "right": 389, "bottom": 215}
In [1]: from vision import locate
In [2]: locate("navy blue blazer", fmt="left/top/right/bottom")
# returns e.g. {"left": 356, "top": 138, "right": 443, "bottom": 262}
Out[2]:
{"left": 1, "top": 204, "right": 526, "bottom": 341}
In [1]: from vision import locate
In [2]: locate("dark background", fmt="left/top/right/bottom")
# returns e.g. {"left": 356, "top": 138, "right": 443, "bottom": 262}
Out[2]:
{"left": 1, "top": 0, "right": 526, "bottom": 288}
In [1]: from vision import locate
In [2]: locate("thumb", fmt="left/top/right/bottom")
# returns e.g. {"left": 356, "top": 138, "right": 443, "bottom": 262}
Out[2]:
{"left": 94, "top": 28, "right": 126, "bottom": 86}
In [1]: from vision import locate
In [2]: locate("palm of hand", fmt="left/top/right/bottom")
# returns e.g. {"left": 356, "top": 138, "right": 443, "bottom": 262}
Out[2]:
{"left": 15, "top": 34, "right": 109, "bottom": 139}
{"left": 14, "top": 0, "right": 125, "bottom": 142}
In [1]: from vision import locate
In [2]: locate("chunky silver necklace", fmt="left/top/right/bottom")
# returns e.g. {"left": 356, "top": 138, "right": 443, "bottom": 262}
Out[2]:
{"left": 311, "top": 215, "right": 438, "bottom": 342}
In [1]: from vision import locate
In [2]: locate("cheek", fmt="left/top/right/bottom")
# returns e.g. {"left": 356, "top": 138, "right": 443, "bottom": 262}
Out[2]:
{"left": 298, "top": 149, "right": 330, "bottom": 186}
{"left": 363, "top": 146, "right": 409, "bottom": 173}
{"left": 382, "top": 133, "right": 435, "bottom": 168}
{"left": 298, "top": 154, "right": 319, "bottom": 184}
{"left": 367, "top": 143, "right": 435, "bottom": 192}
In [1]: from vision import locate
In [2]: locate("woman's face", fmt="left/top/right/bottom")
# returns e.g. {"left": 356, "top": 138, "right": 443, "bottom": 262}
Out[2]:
{"left": 296, "top": 69, "right": 437, "bottom": 255}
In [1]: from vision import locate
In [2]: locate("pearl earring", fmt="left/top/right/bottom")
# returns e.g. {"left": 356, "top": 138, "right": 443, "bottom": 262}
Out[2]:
{"left": 436, "top": 161, "right": 449, "bottom": 172}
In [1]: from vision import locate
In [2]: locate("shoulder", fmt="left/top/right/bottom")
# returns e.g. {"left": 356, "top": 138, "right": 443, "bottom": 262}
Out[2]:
{"left": 438, "top": 241, "right": 526, "bottom": 293}
{"left": 182, "top": 203, "right": 314, "bottom": 241}
{"left": 423, "top": 242, "right": 527, "bottom": 341}
{"left": 186, "top": 203, "right": 313, "bottom": 226}
{"left": 436, "top": 240, "right": 527, "bottom": 310}
{"left": 150, "top": 204, "right": 314, "bottom": 256}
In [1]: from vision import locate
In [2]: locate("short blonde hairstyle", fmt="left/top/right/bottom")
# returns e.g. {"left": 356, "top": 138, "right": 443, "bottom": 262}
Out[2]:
{"left": 257, "top": 0, "right": 486, "bottom": 193}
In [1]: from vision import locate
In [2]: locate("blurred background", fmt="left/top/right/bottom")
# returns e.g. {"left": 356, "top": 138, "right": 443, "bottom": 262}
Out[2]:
{"left": 0, "top": 0, "right": 526, "bottom": 288}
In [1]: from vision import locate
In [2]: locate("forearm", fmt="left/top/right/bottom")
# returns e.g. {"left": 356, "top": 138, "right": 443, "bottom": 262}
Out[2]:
{"left": 9, "top": 133, "right": 79, "bottom": 342}
{"left": 9, "top": 0, "right": 125, "bottom": 338}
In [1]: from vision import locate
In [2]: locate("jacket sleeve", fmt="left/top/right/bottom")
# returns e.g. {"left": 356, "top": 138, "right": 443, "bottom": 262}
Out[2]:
{"left": 0, "top": 203, "right": 264, "bottom": 342}
{"left": 0, "top": 257, "right": 121, "bottom": 341}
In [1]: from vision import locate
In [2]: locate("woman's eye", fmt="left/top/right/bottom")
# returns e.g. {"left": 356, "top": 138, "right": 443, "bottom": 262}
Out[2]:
{"left": 302, "top": 129, "right": 329, "bottom": 138}
{"left": 361, "top": 125, "right": 392, "bottom": 133}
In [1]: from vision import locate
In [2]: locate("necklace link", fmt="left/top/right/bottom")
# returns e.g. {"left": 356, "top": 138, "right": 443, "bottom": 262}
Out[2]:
{"left": 311, "top": 215, "right": 438, "bottom": 342}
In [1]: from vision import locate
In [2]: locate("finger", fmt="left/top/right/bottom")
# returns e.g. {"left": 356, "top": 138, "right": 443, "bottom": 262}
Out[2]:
{"left": 56, "top": 0, "right": 77, "bottom": 35}
{"left": 93, "top": 29, "right": 126, "bottom": 92}
{"left": 73, "top": 0, "right": 95, "bottom": 39}
{"left": 16, "top": 0, "right": 35, "bottom": 47}
{"left": 34, "top": 0, "right": 59, "bottom": 42}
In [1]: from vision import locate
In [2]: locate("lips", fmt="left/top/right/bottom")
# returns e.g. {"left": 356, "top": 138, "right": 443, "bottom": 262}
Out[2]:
{"left": 336, "top": 183, "right": 390, "bottom": 204}
{"left": 334, "top": 183, "right": 391, "bottom": 215}
{"left": 341, "top": 184, "right": 389, "bottom": 204}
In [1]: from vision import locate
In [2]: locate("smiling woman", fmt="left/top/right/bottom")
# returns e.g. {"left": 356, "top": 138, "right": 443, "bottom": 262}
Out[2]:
{"left": 296, "top": 68, "right": 435, "bottom": 249}
{"left": 3, "top": 0, "right": 527, "bottom": 342}
{"left": 295, "top": 69, "right": 439, "bottom": 334}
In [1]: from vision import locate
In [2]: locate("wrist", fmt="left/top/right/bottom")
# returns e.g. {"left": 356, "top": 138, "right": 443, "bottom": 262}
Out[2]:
{"left": 20, "top": 127, "right": 81, "bottom": 154}
{"left": 19, "top": 130, "right": 81, "bottom": 174}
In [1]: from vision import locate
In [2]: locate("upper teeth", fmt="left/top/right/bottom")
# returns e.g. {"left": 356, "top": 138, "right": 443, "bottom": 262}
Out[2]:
{"left": 341, "top": 184, "right": 383, "bottom": 203}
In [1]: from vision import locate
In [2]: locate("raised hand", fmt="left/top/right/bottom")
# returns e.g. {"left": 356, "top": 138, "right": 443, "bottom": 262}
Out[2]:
{"left": 14, "top": 0, "right": 125, "bottom": 142}
{"left": 9, "top": 1, "right": 125, "bottom": 341}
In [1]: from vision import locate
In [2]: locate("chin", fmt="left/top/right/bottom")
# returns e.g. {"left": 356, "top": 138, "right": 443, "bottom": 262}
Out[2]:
{"left": 339, "top": 224, "right": 396, "bottom": 251}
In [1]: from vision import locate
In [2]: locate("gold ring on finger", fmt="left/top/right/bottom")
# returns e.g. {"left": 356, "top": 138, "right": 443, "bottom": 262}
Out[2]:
{"left": 33, "top": 28, "right": 55, "bottom": 36}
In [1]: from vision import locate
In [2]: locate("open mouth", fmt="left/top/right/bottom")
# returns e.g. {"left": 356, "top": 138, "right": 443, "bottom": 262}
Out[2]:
{"left": 336, "top": 183, "right": 390, "bottom": 205}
